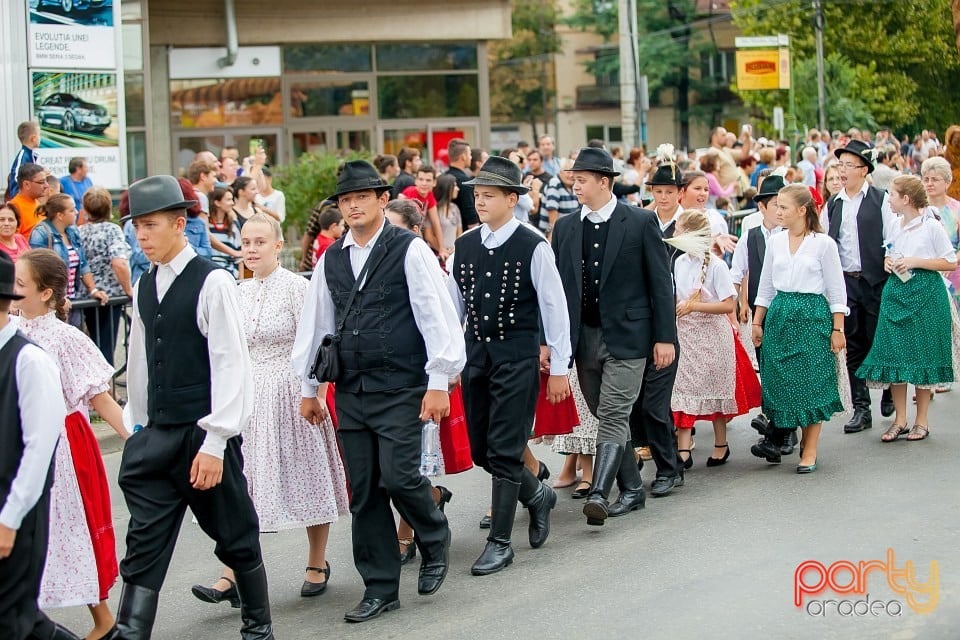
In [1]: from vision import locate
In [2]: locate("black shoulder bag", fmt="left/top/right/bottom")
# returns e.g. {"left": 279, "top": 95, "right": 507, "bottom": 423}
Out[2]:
{"left": 309, "top": 251, "right": 375, "bottom": 383}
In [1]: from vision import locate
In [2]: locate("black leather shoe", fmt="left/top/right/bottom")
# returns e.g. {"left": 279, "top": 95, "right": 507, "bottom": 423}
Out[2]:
{"left": 191, "top": 577, "right": 241, "bottom": 608}
{"left": 417, "top": 529, "right": 451, "bottom": 595}
{"left": 880, "top": 389, "right": 894, "bottom": 417}
{"left": 536, "top": 461, "right": 550, "bottom": 481}
{"left": 607, "top": 487, "right": 646, "bottom": 516}
{"left": 608, "top": 445, "right": 646, "bottom": 516}
{"left": 519, "top": 469, "right": 557, "bottom": 548}
{"left": 750, "top": 439, "right": 782, "bottom": 464}
{"left": 435, "top": 485, "right": 453, "bottom": 512}
{"left": 472, "top": 476, "right": 519, "bottom": 576}
{"left": 398, "top": 539, "right": 416, "bottom": 566}
{"left": 582, "top": 442, "right": 622, "bottom": 526}
{"left": 234, "top": 563, "right": 275, "bottom": 640}
{"left": 843, "top": 407, "right": 873, "bottom": 433}
{"left": 300, "top": 562, "right": 330, "bottom": 597}
{"left": 479, "top": 513, "right": 491, "bottom": 529}
{"left": 750, "top": 413, "right": 769, "bottom": 435}
{"left": 343, "top": 597, "right": 400, "bottom": 623}
{"left": 780, "top": 429, "right": 798, "bottom": 456}
{"left": 705, "top": 444, "right": 730, "bottom": 467}
{"left": 650, "top": 475, "right": 681, "bottom": 497}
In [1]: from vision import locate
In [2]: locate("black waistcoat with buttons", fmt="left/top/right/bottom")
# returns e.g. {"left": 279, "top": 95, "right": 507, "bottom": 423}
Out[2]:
{"left": 0, "top": 333, "right": 53, "bottom": 508}
{"left": 138, "top": 255, "right": 218, "bottom": 425}
{"left": 324, "top": 222, "right": 428, "bottom": 393}
{"left": 827, "top": 185, "right": 888, "bottom": 285}
{"left": 746, "top": 225, "right": 767, "bottom": 311}
{"left": 581, "top": 220, "right": 610, "bottom": 327}
{"left": 453, "top": 224, "right": 543, "bottom": 365}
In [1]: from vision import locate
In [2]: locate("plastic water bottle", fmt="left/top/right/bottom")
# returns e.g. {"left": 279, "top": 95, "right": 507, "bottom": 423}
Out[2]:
{"left": 419, "top": 419, "right": 441, "bottom": 477}
{"left": 885, "top": 243, "right": 913, "bottom": 282}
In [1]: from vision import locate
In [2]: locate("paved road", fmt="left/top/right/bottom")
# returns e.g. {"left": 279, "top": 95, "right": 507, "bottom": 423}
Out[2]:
{"left": 53, "top": 394, "right": 959, "bottom": 640}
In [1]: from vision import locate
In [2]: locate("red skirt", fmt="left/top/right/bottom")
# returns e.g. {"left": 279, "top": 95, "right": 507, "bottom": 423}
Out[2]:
{"left": 64, "top": 412, "right": 118, "bottom": 601}
{"left": 533, "top": 372, "right": 580, "bottom": 437}
{"left": 673, "top": 331, "right": 762, "bottom": 428}
{"left": 439, "top": 385, "right": 473, "bottom": 474}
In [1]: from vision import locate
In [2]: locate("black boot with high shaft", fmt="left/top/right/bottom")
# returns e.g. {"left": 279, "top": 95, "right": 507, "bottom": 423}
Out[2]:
{"left": 518, "top": 467, "right": 557, "bottom": 548}
{"left": 608, "top": 445, "right": 647, "bottom": 517}
{"left": 582, "top": 442, "right": 624, "bottom": 526}
{"left": 471, "top": 476, "right": 521, "bottom": 576}
{"left": 234, "top": 563, "right": 275, "bottom": 640}
{"left": 115, "top": 583, "right": 159, "bottom": 640}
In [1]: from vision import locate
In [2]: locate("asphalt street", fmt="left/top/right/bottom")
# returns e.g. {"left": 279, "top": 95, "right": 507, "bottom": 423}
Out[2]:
{"left": 52, "top": 392, "right": 959, "bottom": 640}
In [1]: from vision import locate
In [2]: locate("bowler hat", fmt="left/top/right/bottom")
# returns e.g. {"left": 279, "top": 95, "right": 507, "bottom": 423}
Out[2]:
{"left": 755, "top": 174, "right": 786, "bottom": 203}
{"left": 646, "top": 163, "right": 682, "bottom": 187}
{"left": 0, "top": 251, "right": 22, "bottom": 300}
{"left": 333, "top": 161, "right": 392, "bottom": 198}
{"left": 123, "top": 175, "right": 197, "bottom": 223}
{"left": 464, "top": 156, "right": 529, "bottom": 194}
{"left": 571, "top": 147, "right": 621, "bottom": 176}
{"left": 834, "top": 140, "right": 877, "bottom": 174}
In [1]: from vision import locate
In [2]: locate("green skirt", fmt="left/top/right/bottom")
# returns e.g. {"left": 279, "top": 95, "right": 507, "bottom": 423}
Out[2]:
{"left": 857, "top": 269, "right": 955, "bottom": 386}
{"left": 760, "top": 292, "right": 844, "bottom": 429}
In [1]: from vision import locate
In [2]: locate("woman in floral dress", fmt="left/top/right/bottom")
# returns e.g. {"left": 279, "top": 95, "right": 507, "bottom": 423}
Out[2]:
{"left": 192, "top": 213, "right": 348, "bottom": 606}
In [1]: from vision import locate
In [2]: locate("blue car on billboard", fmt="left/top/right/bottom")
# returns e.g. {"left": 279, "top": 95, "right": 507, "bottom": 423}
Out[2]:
{"left": 37, "top": 93, "right": 111, "bottom": 135}
{"left": 30, "top": 0, "right": 111, "bottom": 14}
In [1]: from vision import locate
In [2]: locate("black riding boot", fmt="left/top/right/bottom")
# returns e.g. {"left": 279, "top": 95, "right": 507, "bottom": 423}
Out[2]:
{"left": 472, "top": 477, "right": 521, "bottom": 575}
{"left": 608, "top": 445, "right": 647, "bottom": 517}
{"left": 234, "top": 563, "right": 274, "bottom": 640}
{"left": 518, "top": 467, "right": 557, "bottom": 548}
{"left": 582, "top": 442, "right": 624, "bottom": 526}
{"left": 115, "top": 583, "right": 159, "bottom": 640}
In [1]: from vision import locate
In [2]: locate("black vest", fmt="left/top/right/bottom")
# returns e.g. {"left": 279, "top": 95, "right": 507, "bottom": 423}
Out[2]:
{"left": 139, "top": 256, "right": 218, "bottom": 425}
{"left": 746, "top": 225, "right": 767, "bottom": 311}
{"left": 454, "top": 224, "right": 543, "bottom": 364}
{"left": 581, "top": 220, "right": 610, "bottom": 327}
{"left": 827, "top": 186, "right": 888, "bottom": 285}
{"left": 0, "top": 333, "right": 54, "bottom": 507}
{"left": 324, "top": 222, "right": 428, "bottom": 392}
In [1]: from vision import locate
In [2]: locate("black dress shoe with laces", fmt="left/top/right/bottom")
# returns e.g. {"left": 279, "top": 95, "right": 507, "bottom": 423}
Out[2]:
{"left": 417, "top": 529, "right": 451, "bottom": 595}
{"left": 843, "top": 407, "right": 873, "bottom": 433}
{"left": 344, "top": 597, "right": 400, "bottom": 623}
{"left": 650, "top": 475, "right": 682, "bottom": 497}
{"left": 750, "top": 438, "right": 782, "bottom": 464}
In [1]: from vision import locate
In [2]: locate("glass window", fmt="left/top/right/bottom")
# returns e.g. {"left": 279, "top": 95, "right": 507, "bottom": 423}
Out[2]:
{"left": 125, "top": 73, "right": 144, "bottom": 127}
{"left": 378, "top": 75, "right": 479, "bottom": 119}
{"left": 170, "top": 78, "right": 282, "bottom": 128}
{"left": 336, "top": 130, "right": 371, "bottom": 153}
{"left": 383, "top": 128, "right": 427, "bottom": 156}
{"left": 292, "top": 131, "right": 328, "bottom": 157}
{"left": 375, "top": 44, "right": 477, "bottom": 71}
{"left": 127, "top": 131, "right": 147, "bottom": 182}
{"left": 283, "top": 45, "right": 372, "bottom": 73}
{"left": 122, "top": 24, "right": 142, "bottom": 71}
{"left": 290, "top": 80, "right": 370, "bottom": 118}
{"left": 585, "top": 125, "right": 604, "bottom": 142}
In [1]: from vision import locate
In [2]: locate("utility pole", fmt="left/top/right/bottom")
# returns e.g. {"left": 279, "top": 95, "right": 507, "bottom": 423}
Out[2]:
{"left": 813, "top": 0, "right": 826, "bottom": 131}
{"left": 618, "top": 0, "right": 639, "bottom": 147}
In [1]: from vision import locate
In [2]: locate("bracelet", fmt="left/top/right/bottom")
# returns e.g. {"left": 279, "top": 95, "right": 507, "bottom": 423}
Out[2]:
{"left": 752, "top": 323, "right": 762, "bottom": 327}
{"left": 832, "top": 328, "right": 843, "bottom": 333}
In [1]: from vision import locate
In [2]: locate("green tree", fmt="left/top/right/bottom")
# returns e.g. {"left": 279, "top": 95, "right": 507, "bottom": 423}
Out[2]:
{"left": 732, "top": 0, "right": 960, "bottom": 134}
{"left": 489, "top": 0, "right": 563, "bottom": 139}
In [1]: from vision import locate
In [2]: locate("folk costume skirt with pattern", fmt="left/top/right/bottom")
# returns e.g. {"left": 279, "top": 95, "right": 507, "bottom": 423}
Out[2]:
{"left": 857, "top": 269, "right": 958, "bottom": 389}
{"left": 759, "top": 292, "right": 844, "bottom": 429}
{"left": 672, "top": 312, "right": 761, "bottom": 428}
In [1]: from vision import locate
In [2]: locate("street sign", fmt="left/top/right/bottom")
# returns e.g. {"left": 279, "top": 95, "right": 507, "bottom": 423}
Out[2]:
{"left": 735, "top": 34, "right": 790, "bottom": 48}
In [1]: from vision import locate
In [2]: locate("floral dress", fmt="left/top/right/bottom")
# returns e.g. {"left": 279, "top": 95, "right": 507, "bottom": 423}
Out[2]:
{"left": 237, "top": 267, "right": 349, "bottom": 530}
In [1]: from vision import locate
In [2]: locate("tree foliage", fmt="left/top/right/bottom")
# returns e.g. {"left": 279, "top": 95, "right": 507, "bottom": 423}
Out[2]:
{"left": 273, "top": 150, "right": 369, "bottom": 233}
{"left": 489, "top": 0, "right": 563, "bottom": 138}
{"left": 731, "top": 0, "right": 960, "bottom": 134}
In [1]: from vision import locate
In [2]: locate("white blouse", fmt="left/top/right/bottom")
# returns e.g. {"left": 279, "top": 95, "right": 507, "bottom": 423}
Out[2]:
{"left": 755, "top": 232, "right": 849, "bottom": 314}
{"left": 674, "top": 253, "right": 737, "bottom": 303}
{"left": 884, "top": 210, "right": 957, "bottom": 262}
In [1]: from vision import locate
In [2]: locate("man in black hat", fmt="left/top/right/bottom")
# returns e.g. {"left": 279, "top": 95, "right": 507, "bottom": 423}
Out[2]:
{"left": 552, "top": 147, "right": 676, "bottom": 527}
{"left": 0, "top": 252, "right": 78, "bottom": 640}
{"left": 294, "top": 160, "right": 465, "bottom": 622}
{"left": 825, "top": 140, "right": 895, "bottom": 433}
{"left": 624, "top": 158, "right": 685, "bottom": 497}
{"left": 729, "top": 174, "right": 797, "bottom": 461}
{"left": 117, "top": 175, "right": 273, "bottom": 639}
{"left": 446, "top": 156, "right": 571, "bottom": 576}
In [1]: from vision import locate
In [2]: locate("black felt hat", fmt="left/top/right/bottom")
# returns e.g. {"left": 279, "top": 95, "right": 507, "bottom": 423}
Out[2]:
{"left": 571, "top": 147, "right": 621, "bottom": 176}
{"left": 755, "top": 174, "right": 786, "bottom": 203}
{"left": 464, "top": 156, "right": 529, "bottom": 194}
{"left": 834, "top": 140, "right": 877, "bottom": 174}
{"left": 332, "top": 160, "right": 392, "bottom": 198}
{"left": 646, "top": 163, "right": 682, "bottom": 187}
{"left": 122, "top": 175, "right": 197, "bottom": 223}
{"left": 0, "top": 251, "right": 22, "bottom": 300}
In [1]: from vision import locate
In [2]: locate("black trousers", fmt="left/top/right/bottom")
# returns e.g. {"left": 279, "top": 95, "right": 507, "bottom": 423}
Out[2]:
{"left": 462, "top": 355, "right": 540, "bottom": 483}
{"left": 117, "top": 424, "right": 262, "bottom": 591}
{"left": 0, "top": 486, "right": 51, "bottom": 640}
{"left": 629, "top": 341, "right": 681, "bottom": 478}
{"left": 336, "top": 387, "right": 448, "bottom": 601}
{"left": 844, "top": 274, "right": 885, "bottom": 404}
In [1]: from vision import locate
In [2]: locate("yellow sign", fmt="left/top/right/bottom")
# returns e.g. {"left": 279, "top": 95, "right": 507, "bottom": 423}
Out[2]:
{"left": 735, "top": 48, "right": 790, "bottom": 90}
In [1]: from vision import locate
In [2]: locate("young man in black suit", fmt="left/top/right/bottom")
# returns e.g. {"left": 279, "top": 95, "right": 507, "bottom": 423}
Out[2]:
{"left": 551, "top": 147, "right": 677, "bottom": 527}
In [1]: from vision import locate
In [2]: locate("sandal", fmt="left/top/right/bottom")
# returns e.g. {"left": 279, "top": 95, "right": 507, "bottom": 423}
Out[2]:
{"left": 881, "top": 424, "right": 909, "bottom": 443}
{"left": 570, "top": 480, "right": 592, "bottom": 499}
{"left": 906, "top": 424, "right": 929, "bottom": 441}
{"left": 398, "top": 537, "right": 416, "bottom": 565}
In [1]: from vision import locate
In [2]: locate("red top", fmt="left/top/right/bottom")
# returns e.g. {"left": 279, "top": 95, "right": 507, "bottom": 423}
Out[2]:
{"left": 313, "top": 233, "right": 336, "bottom": 263}
{"left": 401, "top": 185, "right": 437, "bottom": 210}
{"left": 0, "top": 233, "right": 29, "bottom": 261}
